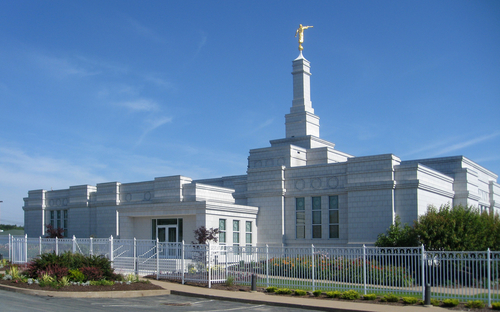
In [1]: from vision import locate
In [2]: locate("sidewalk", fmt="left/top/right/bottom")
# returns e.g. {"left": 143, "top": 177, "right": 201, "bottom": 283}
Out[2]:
{"left": 149, "top": 279, "right": 441, "bottom": 312}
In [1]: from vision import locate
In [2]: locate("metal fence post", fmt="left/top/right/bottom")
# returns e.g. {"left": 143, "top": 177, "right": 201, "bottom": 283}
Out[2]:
{"left": 156, "top": 237, "right": 159, "bottom": 280}
{"left": 208, "top": 242, "right": 212, "bottom": 288}
{"left": 488, "top": 248, "right": 491, "bottom": 307}
{"left": 110, "top": 235, "right": 114, "bottom": 268}
{"left": 421, "top": 244, "right": 425, "bottom": 301}
{"left": 134, "top": 238, "right": 137, "bottom": 275}
{"left": 8, "top": 234, "right": 11, "bottom": 262}
{"left": 90, "top": 237, "right": 93, "bottom": 256}
{"left": 181, "top": 240, "right": 185, "bottom": 285}
{"left": 24, "top": 234, "right": 28, "bottom": 263}
{"left": 72, "top": 235, "right": 76, "bottom": 253}
{"left": 266, "top": 244, "right": 269, "bottom": 288}
{"left": 363, "top": 244, "right": 367, "bottom": 295}
{"left": 311, "top": 244, "right": 315, "bottom": 291}
{"left": 55, "top": 236, "right": 58, "bottom": 256}
{"left": 39, "top": 236, "right": 42, "bottom": 256}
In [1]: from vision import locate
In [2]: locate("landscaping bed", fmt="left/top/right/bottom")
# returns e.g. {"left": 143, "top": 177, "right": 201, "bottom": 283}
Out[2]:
{"left": 159, "top": 278, "right": 496, "bottom": 311}
{"left": 0, "top": 278, "right": 162, "bottom": 292}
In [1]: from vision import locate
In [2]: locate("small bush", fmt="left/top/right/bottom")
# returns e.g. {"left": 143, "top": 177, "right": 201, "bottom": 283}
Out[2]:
{"left": 125, "top": 273, "right": 139, "bottom": 283}
{"left": 59, "top": 276, "right": 70, "bottom": 287}
{"left": 363, "top": 294, "right": 377, "bottom": 300}
{"left": 442, "top": 299, "right": 459, "bottom": 307}
{"left": 492, "top": 302, "right": 500, "bottom": 310}
{"left": 382, "top": 293, "right": 399, "bottom": 302}
{"left": 294, "top": 289, "right": 307, "bottom": 296}
{"left": 430, "top": 298, "right": 440, "bottom": 306}
{"left": 402, "top": 297, "right": 418, "bottom": 305}
{"left": 68, "top": 269, "right": 85, "bottom": 283}
{"left": 275, "top": 288, "right": 292, "bottom": 295}
{"left": 266, "top": 286, "right": 277, "bottom": 293}
{"left": 312, "top": 290, "right": 322, "bottom": 297}
{"left": 7, "top": 266, "right": 22, "bottom": 280}
{"left": 89, "top": 279, "right": 114, "bottom": 286}
{"left": 341, "top": 290, "right": 360, "bottom": 300}
{"left": 80, "top": 266, "right": 103, "bottom": 281}
{"left": 465, "top": 300, "right": 485, "bottom": 309}
{"left": 225, "top": 276, "right": 234, "bottom": 287}
{"left": 326, "top": 291, "right": 342, "bottom": 298}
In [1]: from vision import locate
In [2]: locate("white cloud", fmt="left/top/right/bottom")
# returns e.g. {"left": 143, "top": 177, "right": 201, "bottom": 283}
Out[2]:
{"left": 126, "top": 17, "right": 164, "bottom": 43}
{"left": 433, "top": 132, "right": 500, "bottom": 156}
{"left": 33, "top": 54, "right": 100, "bottom": 78}
{"left": 135, "top": 116, "right": 173, "bottom": 146}
{"left": 115, "top": 99, "right": 161, "bottom": 112}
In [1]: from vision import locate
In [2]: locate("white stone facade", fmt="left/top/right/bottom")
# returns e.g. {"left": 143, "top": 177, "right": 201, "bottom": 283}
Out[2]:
{"left": 23, "top": 52, "right": 500, "bottom": 247}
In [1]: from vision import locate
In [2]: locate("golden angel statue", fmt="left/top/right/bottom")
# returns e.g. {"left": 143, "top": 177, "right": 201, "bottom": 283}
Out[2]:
{"left": 295, "top": 24, "right": 313, "bottom": 51}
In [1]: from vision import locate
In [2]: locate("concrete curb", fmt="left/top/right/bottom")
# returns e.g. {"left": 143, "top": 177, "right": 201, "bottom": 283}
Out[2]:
{"left": 170, "top": 289, "right": 363, "bottom": 312}
{"left": 0, "top": 282, "right": 170, "bottom": 298}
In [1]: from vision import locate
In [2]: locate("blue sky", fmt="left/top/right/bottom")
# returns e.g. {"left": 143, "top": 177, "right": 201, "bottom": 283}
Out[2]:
{"left": 1, "top": 1, "right": 499, "bottom": 226}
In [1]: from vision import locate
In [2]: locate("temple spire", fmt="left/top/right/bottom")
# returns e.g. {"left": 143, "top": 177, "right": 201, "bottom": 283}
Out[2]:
{"left": 285, "top": 52, "right": 320, "bottom": 138}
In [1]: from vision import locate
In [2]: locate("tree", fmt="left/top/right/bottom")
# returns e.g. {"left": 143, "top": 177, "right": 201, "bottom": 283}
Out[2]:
{"left": 375, "top": 204, "right": 500, "bottom": 251}
{"left": 414, "top": 204, "right": 500, "bottom": 251}
{"left": 45, "top": 224, "right": 64, "bottom": 238}
{"left": 375, "top": 216, "right": 419, "bottom": 247}
{"left": 192, "top": 226, "right": 219, "bottom": 244}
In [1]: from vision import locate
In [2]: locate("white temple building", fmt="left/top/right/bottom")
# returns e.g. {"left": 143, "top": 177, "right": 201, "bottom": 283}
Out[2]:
{"left": 23, "top": 50, "right": 500, "bottom": 247}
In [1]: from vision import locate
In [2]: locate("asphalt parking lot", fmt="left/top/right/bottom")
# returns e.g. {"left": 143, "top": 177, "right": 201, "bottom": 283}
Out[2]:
{"left": 0, "top": 290, "right": 313, "bottom": 312}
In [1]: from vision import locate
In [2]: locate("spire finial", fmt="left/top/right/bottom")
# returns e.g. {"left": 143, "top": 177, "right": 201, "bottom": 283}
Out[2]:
{"left": 295, "top": 24, "right": 313, "bottom": 51}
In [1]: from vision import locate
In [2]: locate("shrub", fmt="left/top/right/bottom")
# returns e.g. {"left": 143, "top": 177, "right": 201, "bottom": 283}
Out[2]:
{"left": 125, "top": 273, "right": 139, "bottom": 283}
{"left": 225, "top": 276, "right": 234, "bottom": 287}
{"left": 23, "top": 252, "right": 116, "bottom": 281}
{"left": 465, "top": 300, "right": 485, "bottom": 309}
{"left": 266, "top": 286, "right": 277, "bottom": 293}
{"left": 89, "top": 279, "right": 114, "bottom": 286}
{"left": 382, "top": 293, "right": 399, "bottom": 302}
{"left": 341, "top": 290, "right": 360, "bottom": 300}
{"left": 43, "top": 264, "right": 68, "bottom": 280}
{"left": 68, "top": 269, "right": 85, "bottom": 282}
{"left": 275, "top": 288, "right": 292, "bottom": 295}
{"left": 79, "top": 266, "right": 103, "bottom": 281}
{"left": 430, "top": 298, "right": 440, "bottom": 306}
{"left": 363, "top": 294, "right": 377, "bottom": 300}
{"left": 492, "top": 302, "right": 500, "bottom": 310}
{"left": 442, "top": 299, "right": 459, "bottom": 307}
{"left": 326, "top": 291, "right": 342, "bottom": 298}
{"left": 294, "top": 289, "right": 307, "bottom": 296}
{"left": 6, "top": 266, "right": 22, "bottom": 280}
{"left": 402, "top": 297, "right": 418, "bottom": 304}
{"left": 312, "top": 290, "right": 322, "bottom": 297}
{"left": 59, "top": 276, "right": 70, "bottom": 287}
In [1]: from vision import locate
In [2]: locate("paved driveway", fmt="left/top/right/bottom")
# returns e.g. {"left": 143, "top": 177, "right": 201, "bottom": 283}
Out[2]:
{"left": 0, "top": 290, "right": 313, "bottom": 312}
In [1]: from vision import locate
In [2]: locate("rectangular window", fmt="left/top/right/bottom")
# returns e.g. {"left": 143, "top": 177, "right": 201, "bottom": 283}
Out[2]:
{"left": 63, "top": 210, "right": 68, "bottom": 237}
{"left": 312, "top": 197, "right": 322, "bottom": 238}
{"left": 233, "top": 230, "right": 240, "bottom": 255}
{"left": 296, "top": 197, "right": 305, "bottom": 239}
{"left": 233, "top": 220, "right": 240, "bottom": 254}
{"left": 233, "top": 220, "right": 239, "bottom": 232}
{"left": 50, "top": 211, "right": 55, "bottom": 227}
{"left": 219, "top": 219, "right": 226, "bottom": 243}
{"left": 329, "top": 196, "right": 339, "bottom": 239}
{"left": 245, "top": 221, "right": 252, "bottom": 244}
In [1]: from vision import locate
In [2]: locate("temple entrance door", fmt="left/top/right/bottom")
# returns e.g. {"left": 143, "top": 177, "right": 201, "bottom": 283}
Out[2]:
{"left": 157, "top": 225, "right": 178, "bottom": 257}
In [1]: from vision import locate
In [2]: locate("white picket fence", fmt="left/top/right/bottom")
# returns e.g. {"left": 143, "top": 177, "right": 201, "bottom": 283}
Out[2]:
{"left": 1, "top": 234, "right": 500, "bottom": 305}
